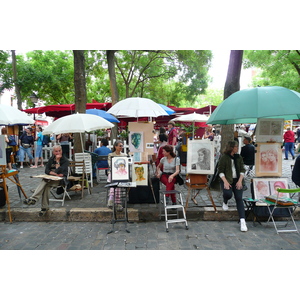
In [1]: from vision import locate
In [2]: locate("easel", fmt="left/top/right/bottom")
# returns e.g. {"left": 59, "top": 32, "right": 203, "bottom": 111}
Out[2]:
{"left": 185, "top": 174, "right": 217, "bottom": 212}
{"left": 0, "top": 165, "right": 28, "bottom": 223}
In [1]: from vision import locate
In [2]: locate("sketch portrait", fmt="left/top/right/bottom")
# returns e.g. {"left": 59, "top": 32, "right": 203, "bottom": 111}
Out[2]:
{"left": 253, "top": 178, "right": 289, "bottom": 199}
{"left": 255, "top": 143, "right": 282, "bottom": 177}
{"left": 132, "top": 164, "right": 148, "bottom": 186}
{"left": 256, "top": 118, "right": 284, "bottom": 142}
{"left": 129, "top": 132, "right": 143, "bottom": 152}
{"left": 187, "top": 140, "right": 214, "bottom": 174}
{"left": 111, "top": 156, "right": 130, "bottom": 182}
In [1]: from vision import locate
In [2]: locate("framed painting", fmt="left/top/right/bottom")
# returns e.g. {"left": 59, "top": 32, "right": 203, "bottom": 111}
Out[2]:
{"left": 255, "top": 142, "right": 282, "bottom": 177}
{"left": 256, "top": 118, "right": 284, "bottom": 142}
{"left": 0, "top": 135, "right": 6, "bottom": 166}
{"left": 253, "top": 177, "right": 289, "bottom": 200}
{"left": 129, "top": 132, "right": 143, "bottom": 152}
{"left": 186, "top": 140, "right": 214, "bottom": 174}
{"left": 132, "top": 163, "right": 148, "bottom": 186}
{"left": 111, "top": 156, "right": 130, "bottom": 182}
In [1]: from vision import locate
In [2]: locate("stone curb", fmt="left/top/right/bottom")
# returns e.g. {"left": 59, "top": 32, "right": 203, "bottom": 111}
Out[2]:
{"left": 1, "top": 206, "right": 299, "bottom": 223}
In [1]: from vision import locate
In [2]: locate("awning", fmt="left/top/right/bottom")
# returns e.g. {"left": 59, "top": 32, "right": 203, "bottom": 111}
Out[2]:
{"left": 23, "top": 102, "right": 112, "bottom": 118}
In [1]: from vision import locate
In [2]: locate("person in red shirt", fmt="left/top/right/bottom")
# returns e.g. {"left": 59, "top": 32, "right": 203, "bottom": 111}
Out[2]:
{"left": 283, "top": 127, "right": 295, "bottom": 160}
{"left": 167, "top": 121, "right": 178, "bottom": 147}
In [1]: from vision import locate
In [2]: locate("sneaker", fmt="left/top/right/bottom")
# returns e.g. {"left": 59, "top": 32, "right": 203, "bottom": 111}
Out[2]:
{"left": 24, "top": 198, "right": 36, "bottom": 205}
{"left": 30, "top": 164, "right": 34, "bottom": 167}
{"left": 20, "top": 166, "right": 23, "bottom": 169}
{"left": 30, "top": 165, "right": 37, "bottom": 168}
{"left": 284, "top": 158, "right": 288, "bottom": 160}
{"left": 222, "top": 202, "right": 229, "bottom": 211}
{"left": 107, "top": 199, "right": 113, "bottom": 209}
{"left": 240, "top": 218, "right": 248, "bottom": 232}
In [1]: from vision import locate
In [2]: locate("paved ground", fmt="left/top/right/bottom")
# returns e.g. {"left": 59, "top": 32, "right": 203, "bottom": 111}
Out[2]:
{"left": 3, "top": 151, "right": 297, "bottom": 211}
{"left": 1, "top": 220, "right": 300, "bottom": 250}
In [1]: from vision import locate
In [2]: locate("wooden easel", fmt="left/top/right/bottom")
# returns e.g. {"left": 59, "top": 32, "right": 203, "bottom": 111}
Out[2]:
{"left": 0, "top": 165, "right": 28, "bottom": 223}
{"left": 185, "top": 174, "right": 217, "bottom": 212}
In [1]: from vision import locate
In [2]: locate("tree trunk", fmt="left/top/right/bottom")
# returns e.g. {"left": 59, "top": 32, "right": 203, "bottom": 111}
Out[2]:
{"left": 220, "top": 50, "right": 243, "bottom": 152}
{"left": 11, "top": 50, "right": 22, "bottom": 109}
{"left": 73, "top": 50, "right": 87, "bottom": 154}
{"left": 106, "top": 50, "right": 119, "bottom": 142}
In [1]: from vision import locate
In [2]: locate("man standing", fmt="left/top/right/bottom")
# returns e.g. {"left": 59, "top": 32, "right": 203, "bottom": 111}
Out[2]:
{"left": 240, "top": 136, "right": 255, "bottom": 166}
{"left": 283, "top": 127, "right": 295, "bottom": 160}
{"left": 18, "top": 127, "right": 34, "bottom": 168}
{"left": 167, "top": 121, "right": 178, "bottom": 147}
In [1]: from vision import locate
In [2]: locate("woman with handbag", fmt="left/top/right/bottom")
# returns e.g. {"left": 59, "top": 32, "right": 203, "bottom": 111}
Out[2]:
{"left": 156, "top": 144, "right": 180, "bottom": 205}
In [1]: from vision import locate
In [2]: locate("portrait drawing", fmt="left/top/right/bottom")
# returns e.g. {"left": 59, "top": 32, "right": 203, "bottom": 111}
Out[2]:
{"left": 187, "top": 140, "right": 214, "bottom": 174}
{"left": 132, "top": 163, "right": 148, "bottom": 186}
{"left": 111, "top": 156, "right": 130, "bottom": 182}
{"left": 255, "top": 143, "right": 282, "bottom": 177}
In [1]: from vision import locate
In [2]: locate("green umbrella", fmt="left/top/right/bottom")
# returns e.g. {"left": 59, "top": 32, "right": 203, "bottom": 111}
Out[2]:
{"left": 207, "top": 86, "right": 300, "bottom": 125}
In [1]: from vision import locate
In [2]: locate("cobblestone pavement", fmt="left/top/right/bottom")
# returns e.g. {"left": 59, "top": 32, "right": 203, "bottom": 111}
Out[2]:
{"left": 4, "top": 152, "right": 298, "bottom": 210}
{"left": 1, "top": 220, "right": 300, "bottom": 250}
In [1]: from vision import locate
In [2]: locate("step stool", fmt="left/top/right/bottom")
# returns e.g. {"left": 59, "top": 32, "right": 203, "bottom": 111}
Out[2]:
{"left": 160, "top": 190, "right": 188, "bottom": 232}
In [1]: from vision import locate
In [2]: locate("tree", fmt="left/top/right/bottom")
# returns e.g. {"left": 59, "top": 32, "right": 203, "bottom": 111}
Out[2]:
{"left": 106, "top": 50, "right": 119, "bottom": 141}
{"left": 73, "top": 50, "right": 87, "bottom": 153}
{"left": 221, "top": 50, "right": 243, "bottom": 152}
{"left": 11, "top": 50, "right": 22, "bottom": 109}
{"left": 243, "top": 50, "right": 300, "bottom": 90}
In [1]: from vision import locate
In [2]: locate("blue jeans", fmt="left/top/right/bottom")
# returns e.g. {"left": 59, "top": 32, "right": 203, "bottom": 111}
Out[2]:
{"left": 19, "top": 146, "right": 33, "bottom": 162}
{"left": 284, "top": 142, "right": 295, "bottom": 159}
{"left": 220, "top": 179, "right": 245, "bottom": 219}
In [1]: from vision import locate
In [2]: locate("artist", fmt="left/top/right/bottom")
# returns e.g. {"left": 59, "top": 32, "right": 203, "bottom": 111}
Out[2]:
{"left": 24, "top": 145, "right": 69, "bottom": 216}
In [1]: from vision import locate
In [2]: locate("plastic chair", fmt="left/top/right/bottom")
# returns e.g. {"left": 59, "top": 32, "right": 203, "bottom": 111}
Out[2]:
{"left": 74, "top": 153, "right": 93, "bottom": 189}
{"left": 263, "top": 188, "right": 300, "bottom": 234}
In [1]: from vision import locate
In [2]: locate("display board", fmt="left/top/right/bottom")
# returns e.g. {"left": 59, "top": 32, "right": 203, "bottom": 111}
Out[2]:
{"left": 128, "top": 122, "right": 154, "bottom": 155}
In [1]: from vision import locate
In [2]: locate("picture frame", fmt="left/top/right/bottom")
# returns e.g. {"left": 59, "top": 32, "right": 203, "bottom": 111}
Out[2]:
{"left": 111, "top": 156, "right": 130, "bottom": 182}
{"left": 255, "top": 142, "right": 282, "bottom": 177}
{"left": 253, "top": 177, "right": 289, "bottom": 200}
{"left": 0, "top": 135, "right": 7, "bottom": 166}
{"left": 256, "top": 118, "right": 284, "bottom": 142}
{"left": 129, "top": 131, "right": 143, "bottom": 152}
{"left": 187, "top": 139, "right": 214, "bottom": 174}
{"left": 132, "top": 163, "right": 148, "bottom": 186}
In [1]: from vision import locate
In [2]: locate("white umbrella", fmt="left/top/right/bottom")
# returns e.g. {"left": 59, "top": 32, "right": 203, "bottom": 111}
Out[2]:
{"left": 107, "top": 97, "right": 168, "bottom": 118}
{"left": 43, "top": 113, "right": 115, "bottom": 152}
{"left": 0, "top": 104, "right": 35, "bottom": 125}
{"left": 171, "top": 112, "right": 209, "bottom": 139}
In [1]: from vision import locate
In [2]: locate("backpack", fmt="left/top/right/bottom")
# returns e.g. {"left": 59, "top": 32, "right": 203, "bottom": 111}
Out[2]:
{"left": 7, "top": 135, "right": 17, "bottom": 146}
{"left": 42, "top": 135, "right": 51, "bottom": 146}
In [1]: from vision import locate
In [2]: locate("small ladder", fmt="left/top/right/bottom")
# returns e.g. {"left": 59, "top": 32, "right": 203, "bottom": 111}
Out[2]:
{"left": 160, "top": 190, "right": 188, "bottom": 232}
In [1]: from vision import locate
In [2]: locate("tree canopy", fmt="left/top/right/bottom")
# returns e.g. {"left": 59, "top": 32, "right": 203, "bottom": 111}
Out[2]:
{"left": 0, "top": 50, "right": 213, "bottom": 108}
{"left": 244, "top": 50, "right": 300, "bottom": 91}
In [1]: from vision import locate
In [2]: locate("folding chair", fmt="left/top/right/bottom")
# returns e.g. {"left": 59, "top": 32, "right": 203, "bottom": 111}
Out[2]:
{"left": 49, "top": 177, "right": 71, "bottom": 206}
{"left": 263, "top": 188, "right": 300, "bottom": 234}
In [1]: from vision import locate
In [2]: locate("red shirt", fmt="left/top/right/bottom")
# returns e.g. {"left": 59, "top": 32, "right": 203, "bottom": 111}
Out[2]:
{"left": 168, "top": 127, "right": 178, "bottom": 146}
{"left": 284, "top": 130, "right": 295, "bottom": 143}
